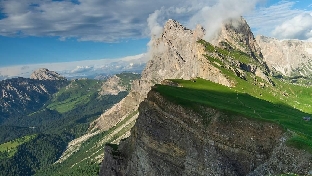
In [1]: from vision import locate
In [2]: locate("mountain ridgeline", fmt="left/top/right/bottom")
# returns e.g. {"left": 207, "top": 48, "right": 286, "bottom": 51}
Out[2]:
{"left": 99, "top": 18, "right": 312, "bottom": 175}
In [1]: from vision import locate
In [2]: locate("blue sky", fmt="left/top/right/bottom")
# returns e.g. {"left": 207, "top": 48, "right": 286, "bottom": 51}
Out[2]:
{"left": 0, "top": 0, "right": 311, "bottom": 67}
{"left": 0, "top": 36, "right": 149, "bottom": 66}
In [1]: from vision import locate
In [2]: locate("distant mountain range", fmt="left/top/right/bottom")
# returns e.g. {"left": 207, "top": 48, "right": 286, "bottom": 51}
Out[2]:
{"left": 0, "top": 53, "right": 148, "bottom": 80}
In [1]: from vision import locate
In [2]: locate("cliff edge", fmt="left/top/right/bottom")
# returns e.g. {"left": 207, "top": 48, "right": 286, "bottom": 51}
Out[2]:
{"left": 100, "top": 88, "right": 312, "bottom": 176}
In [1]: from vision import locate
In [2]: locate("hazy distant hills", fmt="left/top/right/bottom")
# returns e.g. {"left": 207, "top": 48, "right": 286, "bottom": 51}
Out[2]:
{"left": 0, "top": 68, "right": 140, "bottom": 128}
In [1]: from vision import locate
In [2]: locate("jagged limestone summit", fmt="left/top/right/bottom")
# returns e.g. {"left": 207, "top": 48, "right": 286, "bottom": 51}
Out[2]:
{"left": 91, "top": 17, "right": 272, "bottom": 133}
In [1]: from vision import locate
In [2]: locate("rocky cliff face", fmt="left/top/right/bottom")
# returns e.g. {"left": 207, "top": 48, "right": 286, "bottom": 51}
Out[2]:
{"left": 257, "top": 35, "right": 312, "bottom": 77}
{"left": 99, "top": 75, "right": 127, "bottom": 96}
{"left": 141, "top": 19, "right": 232, "bottom": 86}
{"left": 30, "top": 68, "right": 65, "bottom": 80}
{"left": 94, "top": 17, "right": 312, "bottom": 175}
{"left": 89, "top": 17, "right": 277, "bottom": 151}
{"left": 100, "top": 89, "right": 312, "bottom": 176}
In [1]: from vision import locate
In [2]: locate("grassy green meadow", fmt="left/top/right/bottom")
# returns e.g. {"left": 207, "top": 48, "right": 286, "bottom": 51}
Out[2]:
{"left": 0, "top": 134, "right": 36, "bottom": 159}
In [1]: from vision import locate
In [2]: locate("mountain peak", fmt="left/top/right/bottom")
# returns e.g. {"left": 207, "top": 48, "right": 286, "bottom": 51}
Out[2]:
{"left": 30, "top": 68, "right": 65, "bottom": 81}
{"left": 163, "top": 19, "right": 187, "bottom": 32}
{"left": 142, "top": 18, "right": 230, "bottom": 86}
{"left": 164, "top": 19, "right": 180, "bottom": 26}
{"left": 211, "top": 17, "right": 262, "bottom": 60}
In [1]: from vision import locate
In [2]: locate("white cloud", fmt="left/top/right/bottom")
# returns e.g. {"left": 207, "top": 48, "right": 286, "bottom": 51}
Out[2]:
{"left": 147, "top": 9, "right": 163, "bottom": 38}
{"left": 187, "top": 0, "right": 261, "bottom": 41}
{"left": 0, "top": 0, "right": 263, "bottom": 42}
{"left": 246, "top": 1, "right": 312, "bottom": 40}
{"left": 70, "top": 66, "right": 94, "bottom": 73}
{"left": 2, "top": 0, "right": 311, "bottom": 42}
{"left": 0, "top": 0, "right": 186, "bottom": 41}
{"left": 145, "top": 0, "right": 262, "bottom": 42}
{"left": 272, "top": 13, "right": 312, "bottom": 40}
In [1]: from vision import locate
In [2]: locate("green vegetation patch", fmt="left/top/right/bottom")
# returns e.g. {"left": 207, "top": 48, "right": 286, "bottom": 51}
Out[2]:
{"left": 198, "top": 39, "right": 258, "bottom": 65}
{"left": 0, "top": 134, "right": 36, "bottom": 159}
{"left": 47, "top": 79, "right": 103, "bottom": 113}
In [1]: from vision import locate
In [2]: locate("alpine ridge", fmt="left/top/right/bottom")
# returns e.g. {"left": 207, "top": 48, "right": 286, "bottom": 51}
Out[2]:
{"left": 212, "top": 17, "right": 263, "bottom": 60}
{"left": 0, "top": 76, "right": 67, "bottom": 120}
{"left": 98, "top": 17, "right": 312, "bottom": 175}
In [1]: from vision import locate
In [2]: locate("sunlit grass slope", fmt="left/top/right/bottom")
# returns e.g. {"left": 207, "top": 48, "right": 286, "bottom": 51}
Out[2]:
{"left": 155, "top": 78, "right": 312, "bottom": 152}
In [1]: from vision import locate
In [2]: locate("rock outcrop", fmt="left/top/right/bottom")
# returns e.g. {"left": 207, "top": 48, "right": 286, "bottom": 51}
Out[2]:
{"left": 212, "top": 17, "right": 263, "bottom": 61}
{"left": 30, "top": 68, "right": 65, "bottom": 81}
{"left": 256, "top": 35, "right": 312, "bottom": 76}
{"left": 142, "top": 19, "right": 232, "bottom": 86}
{"left": 100, "top": 89, "right": 312, "bottom": 176}
{"left": 210, "top": 17, "right": 272, "bottom": 83}
{"left": 99, "top": 75, "right": 127, "bottom": 95}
